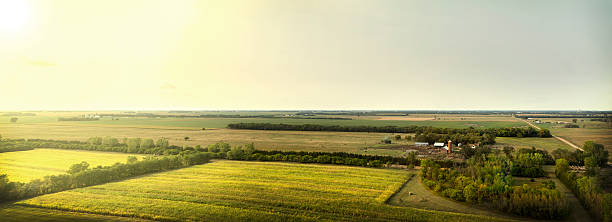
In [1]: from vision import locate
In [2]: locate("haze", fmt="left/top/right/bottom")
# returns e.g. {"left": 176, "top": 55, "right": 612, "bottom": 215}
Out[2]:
{"left": 1, "top": 0, "right": 610, "bottom": 110}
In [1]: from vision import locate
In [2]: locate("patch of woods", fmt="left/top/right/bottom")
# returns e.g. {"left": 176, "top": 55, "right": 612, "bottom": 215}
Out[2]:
{"left": 227, "top": 123, "right": 552, "bottom": 145}
{"left": 555, "top": 141, "right": 611, "bottom": 222}
{"left": 0, "top": 152, "right": 213, "bottom": 203}
{"left": 421, "top": 153, "right": 568, "bottom": 219}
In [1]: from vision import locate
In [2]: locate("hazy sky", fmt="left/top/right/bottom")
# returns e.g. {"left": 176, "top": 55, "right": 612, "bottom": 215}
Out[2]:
{"left": 1, "top": 0, "right": 610, "bottom": 110}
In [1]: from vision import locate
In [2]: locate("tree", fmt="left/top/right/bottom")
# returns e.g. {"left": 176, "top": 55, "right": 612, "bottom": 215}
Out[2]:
{"left": 126, "top": 138, "right": 141, "bottom": 153}
{"left": 572, "top": 119, "right": 577, "bottom": 123}
{"left": 405, "top": 135, "right": 412, "bottom": 141}
{"left": 244, "top": 143, "right": 255, "bottom": 156}
{"left": 503, "top": 146, "right": 514, "bottom": 158}
{"left": 538, "top": 129, "right": 552, "bottom": 138}
{"left": 584, "top": 157, "right": 599, "bottom": 176}
{"left": 127, "top": 156, "right": 138, "bottom": 164}
{"left": 381, "top": 137, "right": 391, "bottom": 144}
{"left": 67, "top": 161, "right": 90, "bottom": 174}
{"left": 583, "top": 141, "right": 608, "bottom": 167}
{"left": 140, "top": 138, "right": 154, "bottom": 149}
{"left": 227, "top": 146, "right": 244, "bottom": 160}
{"left": 394, "top": 135, "right": 402, "bottom": 140}
{"left": 156, "top": 138, "right": 169, "bottom": 149}
{"left": 184, "top": 136, "right": 190, "bottom": 141}
{"left": 9, "top": 117, "right": 17, "bottom": 123}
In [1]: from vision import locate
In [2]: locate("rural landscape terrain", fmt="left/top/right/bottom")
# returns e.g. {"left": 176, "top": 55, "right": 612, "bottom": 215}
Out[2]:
{"left": 1, "top": 110, "right": 611, "bottom": 221}
{"left": 1, "top": 0, "right": 611, "bottom": 221}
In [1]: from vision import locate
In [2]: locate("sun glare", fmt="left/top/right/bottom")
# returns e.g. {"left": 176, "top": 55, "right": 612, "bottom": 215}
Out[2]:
{"left": 0, "top": 1, "right": 29, "bottom": 32}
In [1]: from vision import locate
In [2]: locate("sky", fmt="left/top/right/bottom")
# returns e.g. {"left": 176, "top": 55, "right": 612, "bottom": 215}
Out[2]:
{"left": 0, "top": 0, "right": 611, "bottom": 111}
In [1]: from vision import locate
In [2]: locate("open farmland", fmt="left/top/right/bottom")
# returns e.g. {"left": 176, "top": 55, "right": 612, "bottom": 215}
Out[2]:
{"left": 550, "top": 128, "right": 612, "bottom": 152}
{"left": 0, "top": 149, "right": 147, "bottom": 182}
{"left": 495, "top": 137, "right": 573, "bottom": 152}
{"left": 0, "top": 124, "right": 412, "bottom": 156}
{"left": 11, "top": 161, "right": 511, "bottom": 222}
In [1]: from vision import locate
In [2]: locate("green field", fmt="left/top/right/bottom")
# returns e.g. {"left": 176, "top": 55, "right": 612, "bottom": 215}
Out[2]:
{"left": 10, "top": 161, "right": 510, "bottom": 221}
{"left": 0, "top": 149, "right": 147, "bottom": 182}
{"left": 495, "top": 137, "right": 573, "bottom": 152}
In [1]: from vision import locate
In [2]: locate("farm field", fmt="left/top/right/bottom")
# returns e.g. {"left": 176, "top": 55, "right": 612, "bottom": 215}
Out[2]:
{"left": 0, "top": 205, "right": 143, "bottom": 222}
{"left": 0, "top": 149, "right": 148, "bottom": 182}
{"left": 0, "top": 124, "right": 411, "bottom": 156}
{"left": 56, "top": 117, "right": 526, "bottom": 129}
{"left": 495, "top": 137, "right": 573, "bottom": 152}
{"left": 550, "top": 128, "right": 612, "bottom": 152}
{"left": 10, "top": 161, "right": 511, "bottom": 222}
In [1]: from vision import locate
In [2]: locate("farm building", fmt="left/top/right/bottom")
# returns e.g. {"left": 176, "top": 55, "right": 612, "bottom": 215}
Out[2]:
{"left": 415, "top": 142, "right": 429, "bottom": 146}
{"left": 433, "top": 142, "right": 445, "bottom": 147}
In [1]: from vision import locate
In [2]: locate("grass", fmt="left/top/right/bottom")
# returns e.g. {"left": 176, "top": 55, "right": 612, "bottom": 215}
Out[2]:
{"left": 0, "top": 149, "right": 148, "bottom": 182}
{"left": 495, "top": 137, "right": 573, "bottom": 153}
{"left": 11, "top": 161, "right": 511, "bottom": 222}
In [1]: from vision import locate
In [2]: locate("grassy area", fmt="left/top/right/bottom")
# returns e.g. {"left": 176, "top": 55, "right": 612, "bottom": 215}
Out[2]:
{"left": 495, "top": 137, "right": 573, "bottom": 152}
{"left": 12, "top": 161, "right": 511, "bottom": 221}
{"left": 388, "top": 174, "right": 523, "bottom": 220}
{"left": 550, "top": 128, "right": 612, "bottom": 152}
{"left": 0, "top": 149, "right": 147, "bottom": 182}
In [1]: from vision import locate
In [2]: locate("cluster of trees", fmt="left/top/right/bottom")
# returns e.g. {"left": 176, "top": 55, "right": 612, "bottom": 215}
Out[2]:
{"left": 0, "top": 138, "right": 35, "bottom": 153}
{"left": 227, "top": 123, "right": 551, "bottom": 138}
{"left": 510, "top": 153, "right": 545, "bottom": 177}
{"left": 564, "top": 124, "right": 580, "bottom": 128}
{"left": 556, "top": 158, "right": 612, "bottom": 222}
{"left": 421, "top": 156, "right": 569, "bottom": 219}
{"left": 0, "top": 152, "right": 213, "bottom": 203}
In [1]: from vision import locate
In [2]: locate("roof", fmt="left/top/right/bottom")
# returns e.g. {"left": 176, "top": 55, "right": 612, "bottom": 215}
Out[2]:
{"left": 434, "top": 142, "right": 445, "bottom": 146}
{"left": 415, "top": 142, "right": 428, "bottom": 145}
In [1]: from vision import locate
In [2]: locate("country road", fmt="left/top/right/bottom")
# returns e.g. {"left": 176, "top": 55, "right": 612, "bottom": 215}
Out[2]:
{"left": 517, "top": 118, "right": 584, "bottom": 151}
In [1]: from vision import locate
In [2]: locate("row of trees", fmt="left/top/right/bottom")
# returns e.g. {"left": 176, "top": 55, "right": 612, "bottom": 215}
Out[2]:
{"left": 220, "top": 146, "right": 456, "bottom": 168}
{"left": 421, "top": 156, "right": 569, "bottom": 219}
{"left": 5, "top": 138, "right": 182, "bottom": 155}
{"left": 413, "top": 132, "right": 496, "bottom": 145}
{"left": 556, "top": 159, "right": 612, "bottom": 222}
{"left": 0, "top": 152, "right": 213, "bottom": 203}
{"left": 227, "top": 123, "right": 551, "bottom": 138}
{"left": 0, "top": 137, "right": 35, "bottom": 153}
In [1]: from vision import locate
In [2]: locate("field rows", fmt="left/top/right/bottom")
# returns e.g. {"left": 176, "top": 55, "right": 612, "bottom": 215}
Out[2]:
{"left": 15, "top": 161, "right": 510, "bottom": 221}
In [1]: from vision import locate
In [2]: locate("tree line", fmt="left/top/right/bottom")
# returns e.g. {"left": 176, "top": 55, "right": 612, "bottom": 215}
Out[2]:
{"left": 227, "top": 123, "right": 551, "bottom": 138}
{"left": 0, "top": 152, "right": 213, "bottom": 203}
{"left": 556, "top": 158, "right": 612, "bottom": 222}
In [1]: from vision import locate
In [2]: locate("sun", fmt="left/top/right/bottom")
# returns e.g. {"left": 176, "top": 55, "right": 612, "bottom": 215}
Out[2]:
{"left": 0, "top": 1, "right": 30, "bottom": 32}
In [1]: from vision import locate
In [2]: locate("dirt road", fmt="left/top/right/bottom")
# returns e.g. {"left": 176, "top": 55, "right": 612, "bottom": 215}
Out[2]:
{"left": 517, "top": 118, "right": 583, "bottom": 151}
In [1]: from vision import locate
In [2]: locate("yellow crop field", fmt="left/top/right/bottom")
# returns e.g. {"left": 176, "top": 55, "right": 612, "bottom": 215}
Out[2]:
{"left": 0, "top": 149, "right": 147, "bottom": 182}
{"left": 14, "top": 161, "right": 510, "bottom": 221}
